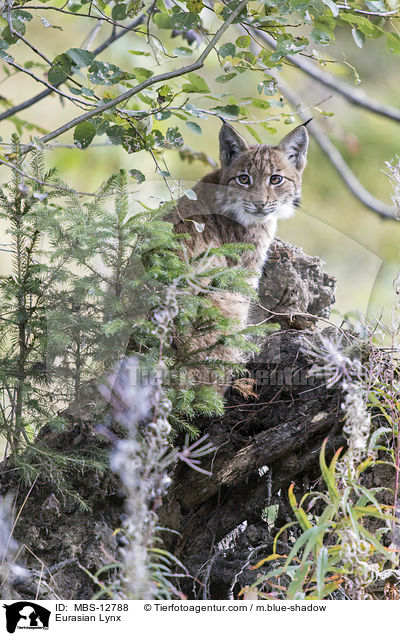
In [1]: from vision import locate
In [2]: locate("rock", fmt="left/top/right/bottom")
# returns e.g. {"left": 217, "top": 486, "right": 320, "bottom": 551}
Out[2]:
{"left": 250, "top": 238, "right": 336, "bottom": 329}
{"left": 0, "top": 239, "right": 341, "bottom": 601}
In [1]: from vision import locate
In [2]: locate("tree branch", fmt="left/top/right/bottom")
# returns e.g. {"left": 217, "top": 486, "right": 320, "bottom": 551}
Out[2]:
{"left": 3, "top": 57, "right": 93, "bottom": 110}
{"left": 13, "top": 3, "right": 146, "bottom": 31}
{"left": 14, "top": 29, "right": 52, "bottom": 65}
{"left": 255, "top": 31, "right": 400, "bottom": 125}
{"left": 245, "top": 29, "right": 396, "bottom": 219}
{"left": 80, "top": 20, "right": 104, "bottom": 50}
{"left": 0, "top": 14, "right": 145, "bottom": 123}
{"left": 337, "top": 3, "right": 400, "bottom": 17}
{"left": 21, "top": 0, "right": 249, "bottom": 155}
{"left": 275, "top": 76, "right": 397, "bottom": 220}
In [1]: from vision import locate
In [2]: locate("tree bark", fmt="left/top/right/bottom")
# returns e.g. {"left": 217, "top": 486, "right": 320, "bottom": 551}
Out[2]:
{"left": 0, "top": 239, "right": 343, "bottom": 600}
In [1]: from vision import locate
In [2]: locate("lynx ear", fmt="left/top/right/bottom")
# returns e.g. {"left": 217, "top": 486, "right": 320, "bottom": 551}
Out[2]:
{"left": 278, "top": 125, "right": 309, "bottom": 172}
{"left": 219, "top": 123, "right": 249, "bottom": 167}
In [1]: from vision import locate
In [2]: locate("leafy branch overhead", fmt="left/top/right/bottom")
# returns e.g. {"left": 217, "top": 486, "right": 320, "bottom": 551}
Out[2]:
{"left": 0, "top": 1, "right": 399, "bottom": 215}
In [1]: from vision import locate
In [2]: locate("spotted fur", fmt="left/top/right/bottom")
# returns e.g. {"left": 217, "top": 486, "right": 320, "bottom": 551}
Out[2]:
{"left": 170, "top": 122, "right": 309, "bottom": 390}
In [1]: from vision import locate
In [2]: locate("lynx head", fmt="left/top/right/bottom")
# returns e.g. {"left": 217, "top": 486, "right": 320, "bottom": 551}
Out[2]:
{"left": 215, "top": 122, "right": 309, "bottom": 228}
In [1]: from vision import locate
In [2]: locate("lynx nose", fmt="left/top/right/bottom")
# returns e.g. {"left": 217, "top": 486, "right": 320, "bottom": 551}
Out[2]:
{"left": 253, "top": 200, "right": 267, "bottom": 210}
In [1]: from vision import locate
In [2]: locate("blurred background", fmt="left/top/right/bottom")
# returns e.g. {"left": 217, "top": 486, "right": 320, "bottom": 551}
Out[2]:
{"left": 1, "top": 10, "right": 399, "bottom": 326}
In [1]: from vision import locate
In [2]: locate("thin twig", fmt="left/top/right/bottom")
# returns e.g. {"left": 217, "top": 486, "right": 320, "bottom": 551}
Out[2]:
{"left": 255, "top": 31, "right": 400, "bottom": 125}
{"left": 245, "top": 28, "right": 397, "bottom": 219}
{"left": 13, "top": 3, "right": 145, "bottom": 30}
{"left": 13, "top": 30, "right": 52, "bottom": 65}
{"left": 81, "top": 19, "right": 104, "bottom": 50}
{"left": 275, "top": 75, "right": 397, "bottom": 220}
{"left": 336, "top": 3, "right": 400, "bottom": 17}
{"left": 3, "top": 57, "right": 93, "bottom": 109}
{"left": 12, "top": 28, "right": 88, "bottom": 94}
{"left": 21, "top": 0, "right": 250, "bottom": 155}
{"left": 0, "top": 14, "right": 145, "bottom": 122}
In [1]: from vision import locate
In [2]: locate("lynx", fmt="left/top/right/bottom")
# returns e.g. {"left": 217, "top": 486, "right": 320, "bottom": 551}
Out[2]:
{"left": 170, "top": 122, "right": 309, "bottom": 392}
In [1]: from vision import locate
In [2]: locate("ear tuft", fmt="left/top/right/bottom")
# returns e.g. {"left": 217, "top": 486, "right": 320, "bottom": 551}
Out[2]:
{"left": 278, "top": 125, "right": 309, "bottom": 172}
{"left": 219, "top": 123, "right": 249, "bottom": 167}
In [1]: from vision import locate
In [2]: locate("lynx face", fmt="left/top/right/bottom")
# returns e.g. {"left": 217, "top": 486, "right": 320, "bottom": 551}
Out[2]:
{"left": 214, "top": 123, "right": 308, "bottom": 228}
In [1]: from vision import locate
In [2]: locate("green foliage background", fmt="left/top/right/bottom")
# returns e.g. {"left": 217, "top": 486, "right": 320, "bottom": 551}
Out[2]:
{"left": 0, "top": 1, "right": 399, "bottom": 323}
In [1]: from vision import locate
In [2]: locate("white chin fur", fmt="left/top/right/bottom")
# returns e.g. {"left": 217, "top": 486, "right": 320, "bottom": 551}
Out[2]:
{"left": 227, "top": 202, "right": 294, "bottom": 228}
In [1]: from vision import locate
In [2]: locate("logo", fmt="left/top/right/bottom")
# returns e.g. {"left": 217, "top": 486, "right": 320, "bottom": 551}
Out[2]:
{"left": 3, "top": 602, "right": 50, "bottom": 634}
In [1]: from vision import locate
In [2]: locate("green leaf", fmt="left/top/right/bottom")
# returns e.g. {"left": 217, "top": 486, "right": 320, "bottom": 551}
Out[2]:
{"left": 219, "top": 42, "right": 236, "bottom": 58}
{"left": 311, "top": 27, "right": 334, "bottom": 45}
{"left": 185, "top": 121, "right": 202, "bottom": 134}
{"left": 67, "top": 48, "right": 95, "bottom": 68}
{"left": 155, "top": 110, "right": 172, "bottom": 121}
{"left": 153, "top": 12, "right": 172, "bottom": 29}
{"left": 128, "top": 49, "right": 151, "bottom": 56}
{"left": 184, "top": 189, "right": 197, "bottom": 200}
{"left": 129, "top": 169, "right": 145, "bottom": 183}
{"left": 275, "top": 34, "right": 308, "bottom": 55}
{"left": 339, "top": 14, "right": 382, "bottom": 38}
{"left": 122, "top": 130, "right": 145, "bottom": 154}
{"left": 81, "top": 87, "right": 95, "bottom": 97}
{"left": 211, "top": 104, "right": 239, "bottom": 118}
{"left": 236, "top": 35, "right": 251, "bottom": 48}
{"left": 170, "top": 10, "right": 200, "bottom": 30}
{"left": 321, "top": 0, "right": 339, "bottom": 17}
{"left": 154, "top": 9, "right": 200, "bottom": 30}
{"left": 316, "top": 546, "right": 329, "bottom": 598}
{"left": 8, "top": 8, "right": 33, "bottom": 32}
{"left": 386, "top": 32, "right": 400, "bottom": 54}
{"left": 0, "top": 49, "right": 12, "bottom": 61}
{"left": 48, "top": 54, "right": 72, "bottom": 85}
{"left": 172, "top": 46, "right": 193, "bottom": 57}
{"left": 184, "top": 103, "right": 208, "bottom": 119}
{"left": 106, "top": 125, "right": 126, "bottom": 145}
{"left": 10, "top": 9, "right": 33, "bottom": 23}
{"left": 288, "top": 483, "right": 312, "bottom": 531}
{"left": 182, "top": 73, "right": 210, "bottom": 93}
{"left": 311, "top": 580, "right": 342, "bottom": 600}
{"left": 246, "top": 125, "right": 262, "bottom": 143}
{"left": 257, "top": 78, "right": 277, "bottom": 96}
{"left": 166, "top": 126, "right": 184, "bottom": 147}
{"left": 103, "top": 318, "right": 127, "bottom": 337}
{"left": 104, "top": 126, "right": 146, "bottom": 154}
{"left": 89, "top": 61, "right": 124, "bottom": 85}
{"left": 2, "top": 10, "right": 33, "bottom": 43}
{"left": 215, "top": 73, "right": 237, "bottom": 83}
{"left": 73, "top": 121, "right": 96, "bottom": 149}
{"left": 365, "top": 0, "right": 386, "bottom": 10}
{"left": 319, "top": 440, "right": 342, "bottom": 505}
{"left": 112, "top": 3, "right": 127, "bottom": 20}
{"left": 222, "top": 0, "right": 248, "bottom": 22}
{"left": 287, "top": 562, "right": 310, "bottom": 600}
{"left": 132, "top": 67, "right": 154, "bottom": 82}
{"left": 352, "top": 28, "right": 365, "bottom": 48}
{"left": 251, "top": 98, "right": 270, "bottom": 110}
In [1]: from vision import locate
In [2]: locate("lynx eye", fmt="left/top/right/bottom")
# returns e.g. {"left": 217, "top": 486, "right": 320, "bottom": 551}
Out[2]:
{"left": 270, "top": 174, "right": 283, "bottom": 185}
{"left": 236, "top": 174, "right": 252, "bottom": 186}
